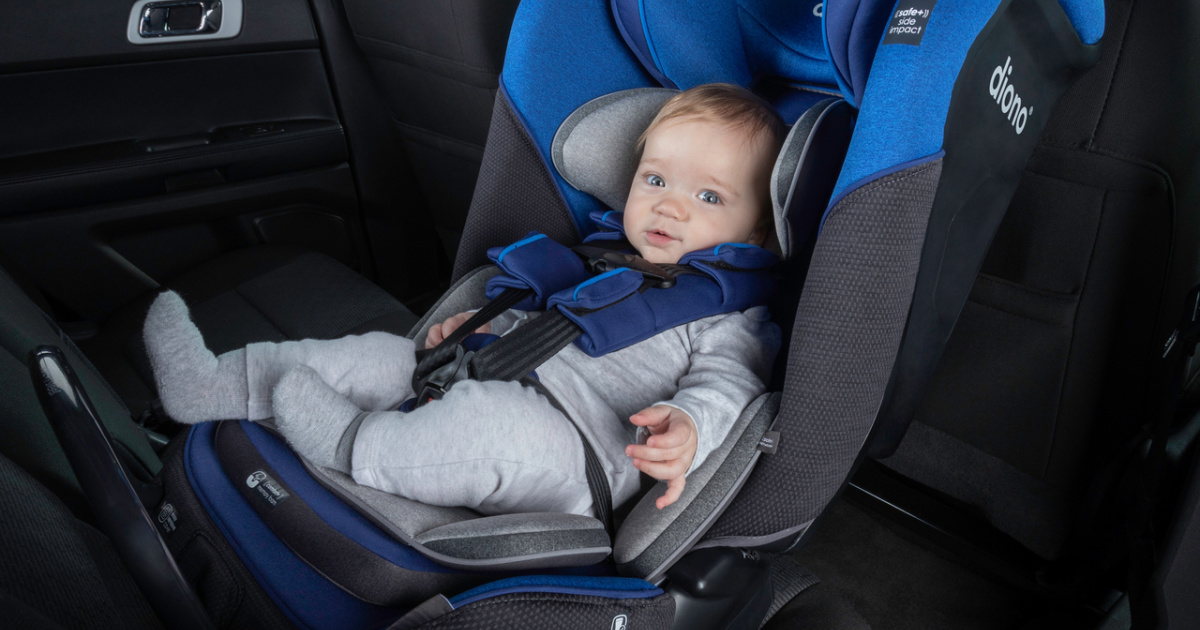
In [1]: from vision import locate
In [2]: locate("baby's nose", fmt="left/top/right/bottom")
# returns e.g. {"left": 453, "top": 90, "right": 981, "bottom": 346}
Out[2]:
{"left": 654, "top": 196, "right": 686, "bottom": 219}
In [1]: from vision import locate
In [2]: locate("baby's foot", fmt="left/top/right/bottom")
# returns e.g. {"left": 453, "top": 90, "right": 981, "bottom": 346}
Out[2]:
{"left": 143, "top": 290, "right": 248, "bottom": 423}
{"left": 271, "top": 365, "right": 367, "bottom": 473}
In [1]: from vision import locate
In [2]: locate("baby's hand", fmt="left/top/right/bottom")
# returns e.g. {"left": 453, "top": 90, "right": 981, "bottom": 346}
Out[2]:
{"left": 424, "top": 312, "right": 491, "bottom": 349}
{"left": 625, "top": 405, "right": 697, "bottom": 510}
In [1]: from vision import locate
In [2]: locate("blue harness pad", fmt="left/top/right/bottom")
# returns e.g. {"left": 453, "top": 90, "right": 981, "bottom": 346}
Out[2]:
{"left": 483, "top": 210, "right": 777, "bottom": 357}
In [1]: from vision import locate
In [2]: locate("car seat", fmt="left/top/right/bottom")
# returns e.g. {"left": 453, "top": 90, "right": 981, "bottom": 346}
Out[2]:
{"left": 24, "top": 0, "right": 1104, "bottom": 628}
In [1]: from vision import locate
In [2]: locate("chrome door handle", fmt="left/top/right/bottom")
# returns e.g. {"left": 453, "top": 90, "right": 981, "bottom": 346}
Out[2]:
{"left": 127, "top": 0, "right": 242, "bottom": 44}
{"left": 139, "top": 1, "right": 221, "bottom": 37}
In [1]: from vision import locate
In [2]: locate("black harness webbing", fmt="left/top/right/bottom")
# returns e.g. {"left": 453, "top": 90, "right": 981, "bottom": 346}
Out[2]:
{"left": 522, "top": 377, "right": 616, "bottom": 535}
{"left": 469, "top": 311, "right": 582, "bottom": 381}
{"left": 412, "top": 287, "right": 533, "bottom": 387}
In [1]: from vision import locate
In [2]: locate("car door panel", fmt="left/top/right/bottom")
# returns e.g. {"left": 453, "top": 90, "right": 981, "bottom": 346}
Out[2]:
{"left": 0, "top": 1, "right": 369, "bottom": 322}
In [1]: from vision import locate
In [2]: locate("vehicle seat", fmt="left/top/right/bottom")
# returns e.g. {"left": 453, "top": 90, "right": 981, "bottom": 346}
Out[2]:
{"left": 872, "top": 0, "right": 1200, "bottom": 568}
{"left": 339, "top": 0, "right": 522, "bottom": 261}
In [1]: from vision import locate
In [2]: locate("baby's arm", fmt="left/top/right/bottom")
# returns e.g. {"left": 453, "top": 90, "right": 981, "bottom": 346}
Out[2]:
{"left": 632, "top": 308, "right": 780, "bottom": 509}
{"left": 424, "top": 312, "right": 492, "bottom": 349}
{"left": 625, "top": 405, "right": 698, "bottom": 509}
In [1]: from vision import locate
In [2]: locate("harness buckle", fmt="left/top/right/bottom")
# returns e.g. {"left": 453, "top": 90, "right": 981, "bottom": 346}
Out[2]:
{"left": 413, "top": 345, "right": 475, "bottom": 407}
{"left": 573, "top": 245, "right": 677, "bottom": 288}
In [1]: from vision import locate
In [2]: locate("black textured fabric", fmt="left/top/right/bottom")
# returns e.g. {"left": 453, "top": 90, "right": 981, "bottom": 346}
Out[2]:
{"left": 452, "top": 94, "right": 581, "bottom": 280}
{"left": 155, "top": 436, "right": 299, "bottom": 630}
{"left": 0, "top": 453, "right": 162, "bottom": 629}
{"left": 708, "top": 161, "right": 942, "bottom": 539}
{"left": 0, "top": 266, "right": 160, "bottom": 516}
{"left": 211, "top": 422, "right": 488, "bottom": 608}
{"left": 764, "top": 555, "right": 820, "bottom": 622}
{"left": 882, "top": 144, "right": 1173, "bottom": 559}
{"left": 409, "top": 591, "right": 675, "bottom": 629}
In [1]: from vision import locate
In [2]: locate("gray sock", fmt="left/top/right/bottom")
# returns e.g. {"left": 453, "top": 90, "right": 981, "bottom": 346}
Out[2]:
{"left": 272, "top": 365, "right": 366, "bottom": 472}
{"left": 143, "top": 290, "right": 249, "bottom": 423}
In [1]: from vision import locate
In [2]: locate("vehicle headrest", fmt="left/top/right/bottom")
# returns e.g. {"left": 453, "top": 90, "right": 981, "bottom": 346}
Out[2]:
{"left": 552, "top": 88, "right": 853, "bottom": 259}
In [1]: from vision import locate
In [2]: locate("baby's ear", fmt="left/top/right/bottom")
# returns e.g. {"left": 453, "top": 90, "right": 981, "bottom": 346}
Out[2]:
{"left": 754, "top": 221, "right": 785, "bottom": 257}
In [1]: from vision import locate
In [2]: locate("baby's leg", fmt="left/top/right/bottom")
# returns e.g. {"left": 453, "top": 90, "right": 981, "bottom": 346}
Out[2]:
{"left": 144, "top": 290, "right": 417, "bottom": 423}
{"left": 144, "top": 291, "right": 248, "bottom": 423}
{"left": 353, "top": 379, "right": 593, "bottom": 516}
{"left": 271, "top": 370, "right": 592, "bottom": 516}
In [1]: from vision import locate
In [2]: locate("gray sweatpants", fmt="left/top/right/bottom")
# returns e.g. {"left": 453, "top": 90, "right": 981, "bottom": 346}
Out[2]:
{"left": 244, "top": 332, "right": 592, "bottom": 516}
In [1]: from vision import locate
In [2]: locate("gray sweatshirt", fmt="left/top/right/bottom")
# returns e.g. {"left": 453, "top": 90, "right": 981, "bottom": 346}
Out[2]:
{"left": 490, "top": 306, "right": 780, "bottom": 506}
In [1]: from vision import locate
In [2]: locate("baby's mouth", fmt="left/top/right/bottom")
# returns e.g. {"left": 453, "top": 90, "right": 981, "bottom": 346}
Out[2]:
{"left": 644, "top": 229, "right": 676, "bottom": 246}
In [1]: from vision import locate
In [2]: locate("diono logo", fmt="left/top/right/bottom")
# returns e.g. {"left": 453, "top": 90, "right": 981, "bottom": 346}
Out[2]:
{"left": 988, "top": 56, "right": 1032, "bottom": 134}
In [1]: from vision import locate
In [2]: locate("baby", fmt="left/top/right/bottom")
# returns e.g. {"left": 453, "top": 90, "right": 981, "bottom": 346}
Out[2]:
{"left": 144, "top": 83, "right": 784, "bottom": 517}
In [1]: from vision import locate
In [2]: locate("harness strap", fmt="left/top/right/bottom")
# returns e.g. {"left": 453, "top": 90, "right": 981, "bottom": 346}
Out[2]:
{"left": 469, "top": 310, "right": 582, "bottom": 381}
{"left": 412, "top": 287, "right": 533, "bottom": 394}
{"left": 522, "top": 377, "right": 616, "bottom": 536}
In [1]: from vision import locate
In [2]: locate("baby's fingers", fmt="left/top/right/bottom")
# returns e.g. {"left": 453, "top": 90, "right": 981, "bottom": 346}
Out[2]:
{"left": 656, "top": 476, "right": 686, "bottom": 510}
{"left": 629, "top": 456, "right": 688, "bottom": 482}
{"left": 626, "top": 442, "right": 690, "bottom": 463}
{"left": 425, "top": 324, "right": 446, "bottom": 349}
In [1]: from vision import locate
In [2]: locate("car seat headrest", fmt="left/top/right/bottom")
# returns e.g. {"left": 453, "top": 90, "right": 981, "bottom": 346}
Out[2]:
{"left": 552, "top": 88, "right": 853, "bottom": 260}
{"left": 612, "top": 0, "right": 835, "bottom": 93}
{"left": 551, "top": 89, "right": 674, "bottom": 215}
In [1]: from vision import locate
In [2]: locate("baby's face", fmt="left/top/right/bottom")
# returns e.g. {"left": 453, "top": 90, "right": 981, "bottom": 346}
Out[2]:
{"left": 623, "top": 115, "right": 772, "bottom": 264}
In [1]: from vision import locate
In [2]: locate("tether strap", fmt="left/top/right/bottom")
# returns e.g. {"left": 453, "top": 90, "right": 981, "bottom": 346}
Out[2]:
{"left": 523, "top": 378, "right": 615, "bottom": 535}
{"left": 469, "top": 310, "right": 582, "bottom": 381}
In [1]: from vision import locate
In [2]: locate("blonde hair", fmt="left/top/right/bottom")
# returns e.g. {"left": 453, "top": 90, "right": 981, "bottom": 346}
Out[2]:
{"left": 637, "top": 83, "right": 785, "bottom": 227}
{"left": 637, "top": 83, "right": 785, "bottom": 157}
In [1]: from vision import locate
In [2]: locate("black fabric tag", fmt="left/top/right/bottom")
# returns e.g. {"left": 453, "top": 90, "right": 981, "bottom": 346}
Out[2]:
{"left": 882, "top": 0, "right": 937, "bottom": 46}
{"left": 757, "top": 431, "right": 780, "bottom": 454}
{"left": 246, "top": 470, "right": 290, "bottom": 508}
{"left": 156, "top": 502, "right": 178, "bottom": 534}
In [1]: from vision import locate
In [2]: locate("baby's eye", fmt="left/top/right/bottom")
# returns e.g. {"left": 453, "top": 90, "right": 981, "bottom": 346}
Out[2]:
{"left": 645, "top": 174, "right": 665, "bottom": 187}
{"left": 699, "top": 191, "right": 722, "bottom": 204}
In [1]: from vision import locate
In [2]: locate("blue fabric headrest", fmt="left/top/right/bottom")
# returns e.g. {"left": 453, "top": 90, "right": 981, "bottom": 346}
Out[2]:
{"left": 823, "top": 0, "right": 895, "bottom": 108}
{"left": 612, "top": 0, "right": 838, "bottom": 94}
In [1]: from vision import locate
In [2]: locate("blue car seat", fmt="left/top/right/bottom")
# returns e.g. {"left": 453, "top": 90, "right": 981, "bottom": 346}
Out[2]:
{"left": 28, "top": 1, "right": 1104, "bottom": 629}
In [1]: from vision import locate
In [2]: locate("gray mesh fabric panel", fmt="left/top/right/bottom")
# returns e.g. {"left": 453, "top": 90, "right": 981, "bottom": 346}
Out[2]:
{"left": 408, "top": 591, "right": 675, "bottom": 629}
{"left": 453, "top": 94, "right": 581, "bottom": 280}
{"left": 319, "top": 468, "right": 481, "bottom": 540}
{"left": 318, "top": 468, "right": 611, "bottom": 569}
{"left": 706, "top": 160, "right": 943, "bottom": 539}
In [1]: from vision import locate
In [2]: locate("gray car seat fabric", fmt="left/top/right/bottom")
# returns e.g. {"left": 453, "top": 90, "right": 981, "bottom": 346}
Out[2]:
{"left": 453, "top": 94, "right": 583, "bottom": 279}
{"left": 705, "top": 161, "right": 943, "bottom": 542}
{"left": 341, "top": 0, "right": 521, "bottom": 261}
